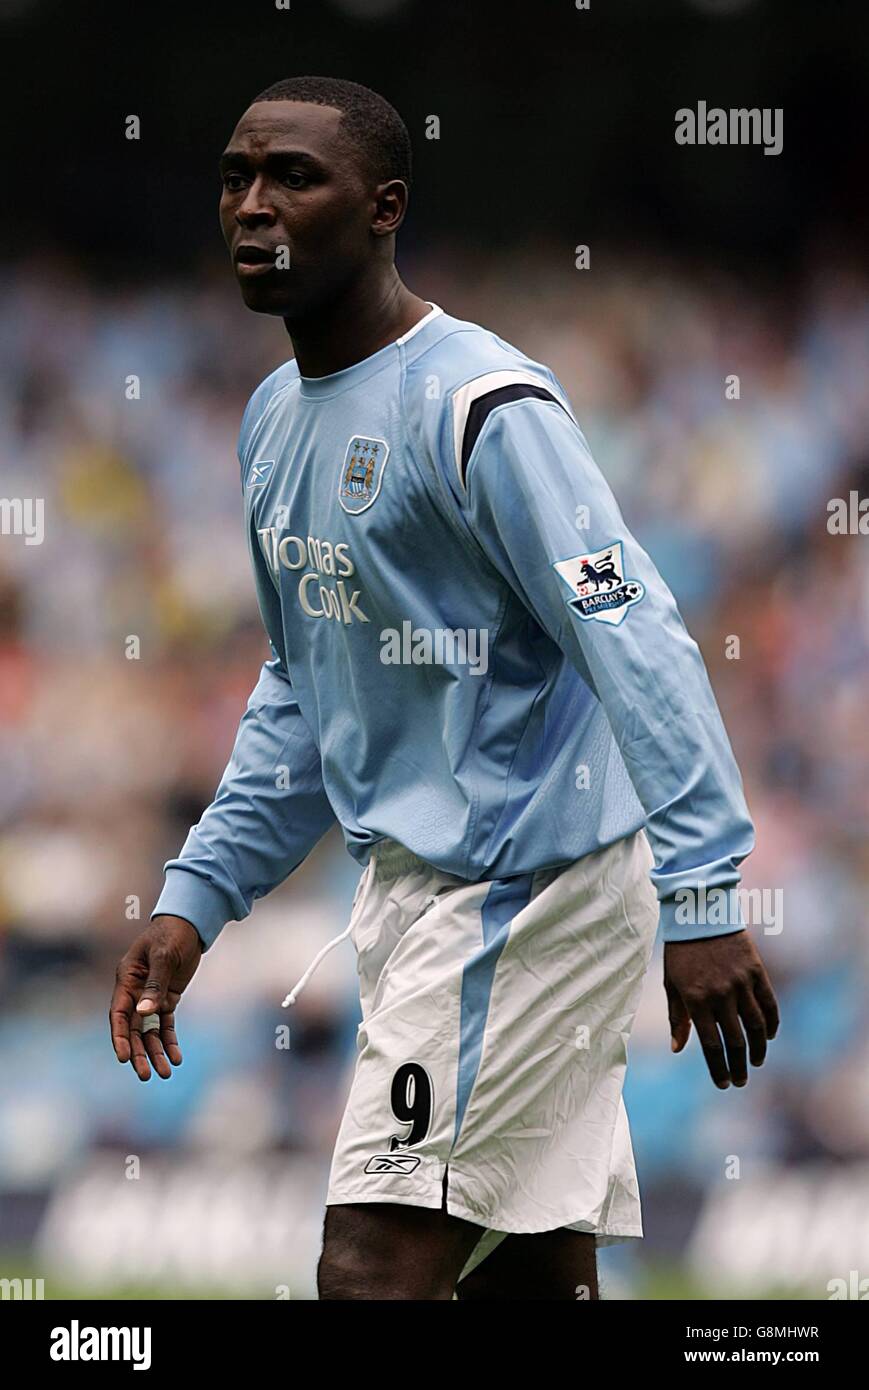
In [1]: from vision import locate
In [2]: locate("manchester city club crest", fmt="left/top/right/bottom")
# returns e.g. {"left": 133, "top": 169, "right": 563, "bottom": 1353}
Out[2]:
{"left": 337, "top": 435, "right": 390, "bottom": 514}
{"left": 553, "top": 540, "right": 645, "bottom": 625}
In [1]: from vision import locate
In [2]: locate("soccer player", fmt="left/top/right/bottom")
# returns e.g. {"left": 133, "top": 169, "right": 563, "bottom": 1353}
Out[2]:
{"left": 109, "top": 77, "right": 779, "bottom": 1301}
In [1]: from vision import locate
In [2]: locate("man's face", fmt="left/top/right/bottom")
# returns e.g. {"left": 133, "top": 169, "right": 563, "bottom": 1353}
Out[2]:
{"left": 219, "top": 101, "right": 376, "bottom": 317}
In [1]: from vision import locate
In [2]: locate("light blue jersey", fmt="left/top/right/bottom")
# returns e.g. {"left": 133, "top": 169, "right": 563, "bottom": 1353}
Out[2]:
{"left": 153, "top": 304, "right": 754, "bottom": 947}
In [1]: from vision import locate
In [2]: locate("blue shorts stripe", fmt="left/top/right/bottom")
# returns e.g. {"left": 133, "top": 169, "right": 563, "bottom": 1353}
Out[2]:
{"left": 454, "top": 872, "right": 535, "bottom": 1143}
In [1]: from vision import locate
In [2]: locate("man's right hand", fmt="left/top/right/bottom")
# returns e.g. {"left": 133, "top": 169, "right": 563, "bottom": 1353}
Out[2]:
{"left": 109, "top": 916, "right": 203, "bottom": 1082}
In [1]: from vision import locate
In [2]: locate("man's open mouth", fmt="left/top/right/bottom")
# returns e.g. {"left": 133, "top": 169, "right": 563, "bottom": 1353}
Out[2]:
{"left": 234, "top": 244, "right": 277, "bottom": 272}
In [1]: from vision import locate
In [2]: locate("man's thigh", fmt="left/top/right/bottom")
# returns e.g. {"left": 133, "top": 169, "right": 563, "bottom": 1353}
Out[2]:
{"left": 318, "top": 1201, "right": 484, "bottom": 1300}
{"left": 455, "top": 1228, "right": 599, "bottom": 1301}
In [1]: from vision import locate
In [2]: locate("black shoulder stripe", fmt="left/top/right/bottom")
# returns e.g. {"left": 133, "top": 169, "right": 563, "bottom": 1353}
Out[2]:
{"left": 460, "top": 384, "right": 569, "bottom": 486}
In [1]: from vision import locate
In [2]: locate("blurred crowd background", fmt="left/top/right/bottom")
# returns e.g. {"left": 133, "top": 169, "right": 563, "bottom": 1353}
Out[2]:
{"left": 1, "top": 0, "right": 868, "bottom": 1298}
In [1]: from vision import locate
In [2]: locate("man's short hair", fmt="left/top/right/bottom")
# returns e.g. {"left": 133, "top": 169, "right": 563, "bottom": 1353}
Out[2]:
{"left": 252, "top": 76, "right": 412, "bottom": 189}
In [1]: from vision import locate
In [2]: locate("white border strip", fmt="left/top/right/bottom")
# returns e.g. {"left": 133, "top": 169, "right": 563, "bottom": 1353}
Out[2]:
{"left": 451, "top": 370, "right": 556, "bottom": 489}
{"left": 396, "top": 302, "right": 443, "bottom": 346}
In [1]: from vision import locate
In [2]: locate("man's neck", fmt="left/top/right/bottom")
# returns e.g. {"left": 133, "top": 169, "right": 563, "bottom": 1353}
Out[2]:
{"left": 284, "top": 270, "right": 430, "bottom": 379}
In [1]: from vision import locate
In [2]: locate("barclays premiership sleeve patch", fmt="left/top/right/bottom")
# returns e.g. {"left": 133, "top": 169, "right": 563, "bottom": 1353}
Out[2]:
{"left": 553, "top": 541, "right": 646, "bottom": 626}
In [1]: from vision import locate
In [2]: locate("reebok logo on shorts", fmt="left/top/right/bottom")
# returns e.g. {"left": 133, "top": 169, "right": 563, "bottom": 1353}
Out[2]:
{"left": 363, "top": 1153, "right": 421, "bottom": 1174}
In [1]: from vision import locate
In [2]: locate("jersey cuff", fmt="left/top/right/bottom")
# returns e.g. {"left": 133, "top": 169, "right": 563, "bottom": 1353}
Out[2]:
{"left": 658, "top": 894, "right": 747, "bottom": 944}
{"left": 151, "top": 867, "right": 236, "bottom": 950}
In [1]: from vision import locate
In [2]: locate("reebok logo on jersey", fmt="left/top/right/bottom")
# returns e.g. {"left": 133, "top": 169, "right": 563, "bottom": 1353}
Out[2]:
{"left": 553, "top": 541, "right": 645, "bottom": 626}
{"left": 257, "top": 525, "right": 370, "bottom": 625}
{"left": 338, "top": 435, "right": 390, "bottom": 514}
{"left": 247, "top": 460, "right": 275, "bottom": 487}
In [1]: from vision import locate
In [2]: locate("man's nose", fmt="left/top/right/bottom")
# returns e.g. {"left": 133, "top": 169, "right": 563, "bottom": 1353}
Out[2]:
{"left": 236, "top": 179, "right": 277, "bottom": 225}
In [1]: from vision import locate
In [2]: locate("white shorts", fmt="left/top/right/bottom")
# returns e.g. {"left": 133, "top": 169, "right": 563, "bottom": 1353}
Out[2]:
{"left": 326, "top": 829, "right": 659, "bottom": 1279}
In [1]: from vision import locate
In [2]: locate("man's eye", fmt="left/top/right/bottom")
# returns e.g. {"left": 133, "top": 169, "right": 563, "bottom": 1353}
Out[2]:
{"left": 222, "top": 173, "right": 248, "bottom": 192}
{"left": 283, "top": 171, "right": 309, "bottom": 189}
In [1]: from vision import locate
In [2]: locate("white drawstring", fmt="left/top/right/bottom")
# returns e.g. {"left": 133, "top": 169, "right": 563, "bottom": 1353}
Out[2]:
{"left": 281, "top": 922, "right": 354, "bottom": 1007}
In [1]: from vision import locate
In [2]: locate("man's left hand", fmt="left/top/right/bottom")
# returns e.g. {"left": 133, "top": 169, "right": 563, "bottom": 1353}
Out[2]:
{"left": 665, "top": 930, "right": 779, "bottom": 1088}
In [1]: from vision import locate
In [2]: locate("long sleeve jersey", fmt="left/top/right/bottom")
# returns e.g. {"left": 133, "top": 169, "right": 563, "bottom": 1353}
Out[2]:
{"left": 152, "top": 304, "right": 754, "bottom": 948}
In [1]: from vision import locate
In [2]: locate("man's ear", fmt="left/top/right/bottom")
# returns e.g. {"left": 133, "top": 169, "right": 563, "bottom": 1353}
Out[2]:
{"left": 371, "top": 178, "right": 409, "bottom": 238}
